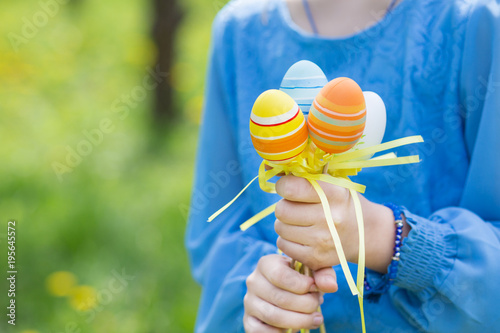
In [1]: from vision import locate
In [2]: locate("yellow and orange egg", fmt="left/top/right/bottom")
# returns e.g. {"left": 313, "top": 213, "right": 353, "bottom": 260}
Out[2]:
{"left": 307, "top": 77, "right": 366, "bottom": 154}
{"left": 250, "top": 89, "right": 308, "bottom": 164}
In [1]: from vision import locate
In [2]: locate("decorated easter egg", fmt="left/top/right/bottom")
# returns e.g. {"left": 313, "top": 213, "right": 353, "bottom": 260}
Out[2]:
{"left": 351, "top": 91, "right": 387, "bottom": 159}
{"left": 250, "top": 89, "right": 308, "bottom": 164}
{"left": 279, "top": 60, "right": 328, "bottom": 117}
{"left": 307, "top": 77, "right": 366, "bottom": 154}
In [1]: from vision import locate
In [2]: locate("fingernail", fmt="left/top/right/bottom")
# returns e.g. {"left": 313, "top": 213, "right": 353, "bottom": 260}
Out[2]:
{"left": 313, "top": 313, "right": 324, "bottom": 327}
{"left": 327, "top": 275, "right": 336, "bottom": 283}
{"left": 309, "top": 284, "right": 318, "bottom": 292}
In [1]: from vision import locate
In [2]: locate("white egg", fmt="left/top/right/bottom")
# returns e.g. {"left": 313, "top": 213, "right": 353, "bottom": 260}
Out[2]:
{"left": 351, "top": 91, "right": 387, "bottom": 159}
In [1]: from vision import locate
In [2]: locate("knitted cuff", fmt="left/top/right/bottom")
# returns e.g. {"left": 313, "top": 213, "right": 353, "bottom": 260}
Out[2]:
{"left": 395, "top": 208, "right": 457, "bottom": 295}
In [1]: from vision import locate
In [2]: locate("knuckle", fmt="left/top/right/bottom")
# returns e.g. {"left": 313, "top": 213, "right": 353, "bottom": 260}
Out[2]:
{"left": 311, "top": 245, "right": 322, "bottom": 262}
{"left": 246, "top": 272, "right": 256, "bottom": 290}
{"left": 243, "top": 315, "right": 251, "bottom": 332}
{"left": 244, "top": 323, "right": 256, "bottom": 333}
{"left": 274, "top": 200, "right": 287, "bottom": 221}
{"left": 328, "top": 184, "right": 349, "bottom": 202}
{"left": 310, "top": 249, "right": 324, "bottom": 271}
{"left": 275, "top": 177, "right": 286, "bottom": 197}
{"left": 287, "top": 274, "right": 309, "bottom": 294}
{"left": 272, "top": 266, "right": 305, "bottom": 293}
{"left": 261, "top": 304, "right": 285, "bottom": 327}
{"left": 243, "top": 314, "right": 258, "bottom": 333}
{"left": 278, "top": 176, "right": 301, "bottom": 200}
{"left": 304, "top": 294, "right": 320, "bottom": 313}
{"left": 269, "top": 264, "right": 287, "bottom": 284}
{"left": 270, "top": 288, "right": 287, "bottom": 308}
{"left": 342, "top": 187, "right": 351, "bottom": 202}
{"left": 276, "top": 236, "right": 285, "bottom": 251}
{"left": 297, "top": 278, "right": 311, "bottom": 294}
{"left": 331, "top": 211, "right": 346, "bottom": 229}
{"left": 265, "top": 253, "right": 280, "bottom": 264}
{"left": 318, "top": 233, "right": 332, "bottom": 251}
{"left": 281, "top": 177, "right": 293, "bottom": 199}
{"left": 258, "top": 302, "right": 274, "bottom": 323}
{"left": 243, "top": 293, "right": 251, "bottom": 310}
{"left": 258, "top": 254, "right": 272, "bottom": 271}
{"left": 274, "top": 219, "right": 283, "bottom": 235}
{"left": 308, "top": 261, "right": 321, "bottom": 272}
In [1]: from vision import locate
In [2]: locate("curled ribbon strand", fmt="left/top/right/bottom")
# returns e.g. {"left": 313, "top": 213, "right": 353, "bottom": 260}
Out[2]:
{"left": 207, "top": 175, "right": 260, "bottom": 223}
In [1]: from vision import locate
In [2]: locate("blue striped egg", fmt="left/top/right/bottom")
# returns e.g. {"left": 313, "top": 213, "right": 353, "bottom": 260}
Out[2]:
{"left": 279, "top": 60, "right": 328, "bottom": 118}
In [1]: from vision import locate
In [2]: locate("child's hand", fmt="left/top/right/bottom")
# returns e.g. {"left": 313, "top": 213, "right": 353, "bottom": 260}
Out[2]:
{"left": 243, "top": 254, "right": 328, "bottom": 332}
{"left": 274, "top": 175, "right": 399, "bottom": 277}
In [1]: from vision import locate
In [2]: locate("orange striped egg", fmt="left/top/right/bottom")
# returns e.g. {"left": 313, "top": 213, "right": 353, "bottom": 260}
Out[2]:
{"left": 307, "top": 77, "right": 366, "bottom": 154}
{"left": 250, "top": 89, "right": 308, "bottom": 164}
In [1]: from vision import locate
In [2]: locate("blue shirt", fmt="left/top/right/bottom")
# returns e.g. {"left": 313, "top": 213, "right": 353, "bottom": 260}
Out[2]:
{"left": 186, "top": 0, "right": 500, "bottom": 331}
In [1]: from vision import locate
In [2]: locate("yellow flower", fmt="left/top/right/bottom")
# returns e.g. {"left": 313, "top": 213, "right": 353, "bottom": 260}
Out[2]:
{"left": 69, "top": 285, "right": 98, "bottom": 311}
{"left": 46, "top": 271, "right": 77, "bottom": 297}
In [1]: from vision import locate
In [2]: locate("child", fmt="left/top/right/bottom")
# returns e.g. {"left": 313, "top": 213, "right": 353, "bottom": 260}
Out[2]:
{"left": 186, "top": 0, "right": 500, "bottom": 331}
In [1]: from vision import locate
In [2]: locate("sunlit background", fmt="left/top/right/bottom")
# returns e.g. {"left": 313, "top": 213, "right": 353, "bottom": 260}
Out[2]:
{"left": 0, "top": 0, "right": 228, "bottom": 331}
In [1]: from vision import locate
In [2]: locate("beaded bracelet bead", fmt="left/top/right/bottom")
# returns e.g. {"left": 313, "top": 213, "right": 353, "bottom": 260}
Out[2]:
{"left": 364, "top": 203, "right": 404, "bottom": 302}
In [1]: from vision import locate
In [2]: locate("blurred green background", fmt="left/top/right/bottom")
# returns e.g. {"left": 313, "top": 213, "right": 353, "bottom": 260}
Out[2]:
{"left": 0, "top": 0, "right": 228, "bottom": 331}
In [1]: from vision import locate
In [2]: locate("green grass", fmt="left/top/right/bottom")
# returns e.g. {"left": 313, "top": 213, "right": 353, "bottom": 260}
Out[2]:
{"left": 0, "top": 0, "right": 228, "bottom": 331}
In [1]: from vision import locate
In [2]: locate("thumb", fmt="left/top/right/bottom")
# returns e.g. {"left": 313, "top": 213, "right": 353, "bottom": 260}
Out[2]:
{"left": 313, "top": 267, "right": 338, "bottom": 294}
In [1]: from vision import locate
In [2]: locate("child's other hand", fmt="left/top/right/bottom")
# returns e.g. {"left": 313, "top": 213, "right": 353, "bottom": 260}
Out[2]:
{"left": 243, "top": 254, "right": 327, "bottom": 332}
{"left": 274, "top": 175, "right": 397, "bottom": 276}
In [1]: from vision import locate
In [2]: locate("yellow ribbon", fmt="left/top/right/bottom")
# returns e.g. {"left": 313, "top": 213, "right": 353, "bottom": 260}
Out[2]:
{"left": 208, "top": 135, "right": 424, "bottom": 333}
{"left": 308, "top": 179, "right": 359, "bottom": 295}
{"left": 207, "top": 175, "right": 260, "bottom": 223}
{"left": 351, "top": 188, "right": 366, "bottom": 333}
{"left": 240, "top": 203, "right": 277, "bottom": 232}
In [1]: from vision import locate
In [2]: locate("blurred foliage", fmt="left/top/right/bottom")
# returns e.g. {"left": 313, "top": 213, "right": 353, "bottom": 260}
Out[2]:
{"left": 0, "top": 0, "right": 228, "bottom": 331}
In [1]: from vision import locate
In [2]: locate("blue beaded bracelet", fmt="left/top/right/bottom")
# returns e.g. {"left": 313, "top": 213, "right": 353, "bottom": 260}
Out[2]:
{"left": 364, "top": 203, "right": 404, "bottom": 302}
